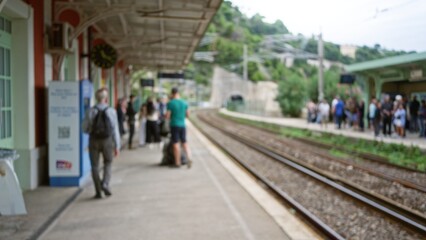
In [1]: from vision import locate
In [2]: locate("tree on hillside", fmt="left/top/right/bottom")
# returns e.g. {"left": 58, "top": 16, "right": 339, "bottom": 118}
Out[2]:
{"left": 248, "top": 14, "right": 289, "bottom": 35}
{"left": 247, "top": 62, "right": 265, "bottom": 82}
{"left": 306, "top": 66, "right": 358, "bottom": 103}
{"left": 185, "top": 62, "right": 213, "bottom": 86}
{"left": 276, "top": 73, "right": 307, "bottom": 117}
{"left": 212, "top": 38, "right": 243, "bottom": 65}
{"left": 265, "top": 59, "right": 290, "bottom": 81}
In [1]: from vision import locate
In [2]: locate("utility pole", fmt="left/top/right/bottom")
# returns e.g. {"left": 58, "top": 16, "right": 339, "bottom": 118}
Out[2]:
{"left": 243, "top": 44, "right": 248, "bottom": 99}
{"left": 318, "top": 33, "right": 324, "bottom": 101}
{"left": 243, "top": 44, "right": 248, "bottom": 81}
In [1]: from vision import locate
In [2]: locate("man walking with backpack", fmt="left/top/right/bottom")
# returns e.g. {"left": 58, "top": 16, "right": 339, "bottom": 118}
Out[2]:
{"left": 83, "top": 88, "right": 120, "bottom": 199}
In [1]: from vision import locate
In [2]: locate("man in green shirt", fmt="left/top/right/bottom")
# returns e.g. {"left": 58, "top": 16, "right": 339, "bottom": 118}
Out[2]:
{"left": 166, "top": 87, "right": 192, "bottom": 168}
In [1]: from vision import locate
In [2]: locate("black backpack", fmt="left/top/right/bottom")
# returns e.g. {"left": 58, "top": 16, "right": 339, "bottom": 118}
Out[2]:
{"left": 91, "top": 107, "right": 113, "bottom": 139}
{"left": 160, "top": 138, "right": 186, "bottom": 166}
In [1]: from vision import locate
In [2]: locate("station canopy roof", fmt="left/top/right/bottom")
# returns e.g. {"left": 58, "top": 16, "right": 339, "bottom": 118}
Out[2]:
{"left": 56, "top": 0, "right": 222, "bottom": 70}
{"left": 346, "top": 52, "right": 426, "bottom": 73}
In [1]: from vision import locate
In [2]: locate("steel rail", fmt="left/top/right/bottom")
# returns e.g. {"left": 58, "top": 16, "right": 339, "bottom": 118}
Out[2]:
{"left": 198, "top": 113, "right": 426, "bottom": 236}
{"left": 301, "top": 144, "right": 426, "bottom": 193}
{"left": 221, "top": 114, "right": 426, "bottom": 192}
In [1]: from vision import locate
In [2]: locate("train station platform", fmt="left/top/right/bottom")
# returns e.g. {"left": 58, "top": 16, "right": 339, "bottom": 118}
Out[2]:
{"left": 221, "top": 109, "right": 426, "bottom": 150}
{"left": 1, "top": 122, "right": 318, "bottom": 240}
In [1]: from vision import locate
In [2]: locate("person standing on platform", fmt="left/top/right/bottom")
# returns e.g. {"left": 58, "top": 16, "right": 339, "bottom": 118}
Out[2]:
{"left": 318, "top": 99, "right": 330, "bottom": 129}
{"left": 409, "top": 95, "right": 420, "bottom": 132}
{"left": 126, "top": 94, "right": 137, "bottom": 149}
{"left": 116, "top": 98, "right": 126, "bottom": 137}
{"left": 402, "top": 96, "right": 410, "bottom": 134}
{"left": 373, "top": 101, "right": 382, "bottom": 137}
{"left": 368, "top": 97, "right": 377, "bottom": 130}
{"left": 82, "top": 88, "right": 120, "bottom": 199}
{"left": 418, "top": 100, "right": 426, "bottom": 138}
{"left": 158, "top": 96, "right": 168, "bottom": 136}
{"left": 334, "top": 96, "right": 345, "bottom": 129}
{"left": 306, "top": 100, "right": 316, "bottom": 123}
{"left": 394, "top": 103, "right": 406, "bottom": 138}
{"left": 381, "top": 95, "right": 393, "bottom": 137}
{"left": 166, "top": 87, "right": 192, "bottom": 168}
{"left": 138, "top": 99, "right": 147, "bottom": 147}
{"left": 358, "top": 100, "right": 365, "bottom": 132}
{"left": 331, "top": 96, "right": 339, "bottom": 126}
{"left": 145, "top": 97, "right": 161, "bottom": 149}
{"left": 345, "top": 97, "right": 356, "bottom": 129}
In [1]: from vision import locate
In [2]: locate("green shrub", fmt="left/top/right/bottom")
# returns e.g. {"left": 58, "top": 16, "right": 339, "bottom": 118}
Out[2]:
{"left": 276, "top": 73, "right": 307, "bottom": 117}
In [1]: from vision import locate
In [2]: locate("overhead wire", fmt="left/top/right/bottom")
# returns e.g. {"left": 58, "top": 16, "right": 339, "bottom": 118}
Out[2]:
{"left": 365, "top": 0, "right": 421, "bottom": 21}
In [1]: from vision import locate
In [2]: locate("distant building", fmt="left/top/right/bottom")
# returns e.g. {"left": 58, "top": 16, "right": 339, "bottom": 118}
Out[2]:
{"left": 284, "top": 57, "right": 295, "bottom": 68}
{"left": 340, "top": 45, "right": 357, "bottom": 59}
{"left": 276, "top": 54, "right": 294, "bottom": 68}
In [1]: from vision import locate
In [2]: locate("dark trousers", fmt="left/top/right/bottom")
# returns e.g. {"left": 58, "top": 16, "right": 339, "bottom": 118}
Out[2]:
{"left": 336, "top": 115, "right": 343, "bottom": 129}
{"left": 382, "top": 117, "right": 392, "bottom": 135}
{"left": 118, "top": 121, "right": 125, "bottom": 136}
{"left": 307, "top": 112, "right": 313, "bottom": 123}
{"left": 419, "top": 118, "right": 425, "bottom": 137}
{"left": 373, "top": 120, "right": 381, "bottom": 136}
{"left": 146, "top": 120, "right": 160, "bottom": 143}
{"left": 359, "top": 115, "right": 365, "bottom": 130}
{"left": 89, "top": 138, "right": 114, "bottom": 195}
{"left": 128, "top": 121, "right": 135, "bottom": 147}
{"left": 410, "top": 115, "right": 419, "bottom": 132}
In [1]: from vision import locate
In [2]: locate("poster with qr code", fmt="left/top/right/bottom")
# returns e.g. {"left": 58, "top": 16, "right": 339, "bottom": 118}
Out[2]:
{"left": 48, "top": 82, "right": 80, "bottom": 177}
{"left": 58, "top": 127, "right": 70, "bottom": 139}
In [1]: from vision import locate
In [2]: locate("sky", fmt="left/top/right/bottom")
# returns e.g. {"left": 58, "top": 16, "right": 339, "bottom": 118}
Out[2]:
{"left": 230, "top": 0, "right": 426, "bottom": 52}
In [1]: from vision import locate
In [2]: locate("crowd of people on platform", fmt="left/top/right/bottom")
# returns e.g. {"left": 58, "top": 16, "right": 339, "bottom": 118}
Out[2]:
{"left": 83, "top": 87, "right": 191, "bottom": 199}
{"left": 116, "top": 87, "right": 191, "bottom": 166}
{"left": 143, "top": 96, "right": 167, "bottom": 148}
{"left": 116, "top": 95, "right": 168, "bottom": 149}
{"left": 306, "top": 94, "right": 426, "bottom": 139}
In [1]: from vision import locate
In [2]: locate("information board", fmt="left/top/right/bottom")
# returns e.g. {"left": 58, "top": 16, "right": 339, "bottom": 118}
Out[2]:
{"left": 48, "top": 82, "right": 80, "bottom": 177}
{"left": 157, "top": 72, "right": 184, "bottom": 79}
{"left": 340, "top": 74, "right": 356, "bottom": 84}
{"left": 140, "top": 78, "right": 155, "bottom": 87}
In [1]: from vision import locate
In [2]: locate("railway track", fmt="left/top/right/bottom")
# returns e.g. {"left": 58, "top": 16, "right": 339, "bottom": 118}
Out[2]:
{"left": 194, "top": 111, "right": 426, "bottom": 239}
{"left": 221, "top": 113, "right": 426, "bottom": 193}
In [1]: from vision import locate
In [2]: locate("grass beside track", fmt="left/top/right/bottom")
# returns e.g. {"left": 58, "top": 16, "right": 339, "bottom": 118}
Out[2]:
{"left": 219, "top": 113, "right": 426, "bottom": 172}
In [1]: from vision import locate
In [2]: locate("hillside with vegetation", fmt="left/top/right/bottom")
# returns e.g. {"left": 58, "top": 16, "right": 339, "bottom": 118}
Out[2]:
{"left": 186, "top": 1, "right": 412, "bottom": 116}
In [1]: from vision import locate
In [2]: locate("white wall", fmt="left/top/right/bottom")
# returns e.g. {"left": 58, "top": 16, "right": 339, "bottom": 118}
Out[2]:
{"left": 3, "top": 0, "right": 38, "bottom": 189}
{"left": 210, "top": 66, "right": 282, "bottom": 116}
